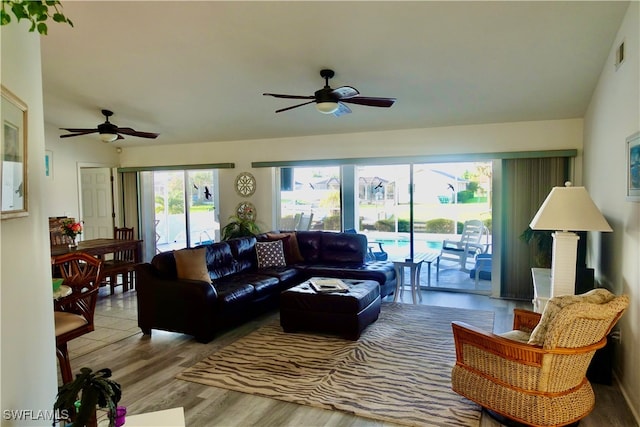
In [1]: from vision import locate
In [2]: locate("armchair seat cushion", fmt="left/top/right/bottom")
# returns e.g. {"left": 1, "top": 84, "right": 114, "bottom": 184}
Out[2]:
{"left": 54, "top": 311, "right": 89, "bottom": 336}
{"left": 498, "top": 329, "right": 530, "bottom": 343}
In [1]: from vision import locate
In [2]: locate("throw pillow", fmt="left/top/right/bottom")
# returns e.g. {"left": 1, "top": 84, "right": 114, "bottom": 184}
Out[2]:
{"left": 528, "top": 288, "right": 614, "bottom": 346}
{"left": 255, "top": 240, "right": 287, "bottom": 268}
{"left": 266, "top": 231, "right": 304, "bottom": 264}
{"left": 173, "top": 247, "right": 211, "bottom": 284}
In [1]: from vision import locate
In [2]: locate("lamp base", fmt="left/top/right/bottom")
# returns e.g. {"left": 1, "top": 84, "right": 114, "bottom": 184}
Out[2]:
{"left": 550, "top": 231, "right": 579, "bottom": 297}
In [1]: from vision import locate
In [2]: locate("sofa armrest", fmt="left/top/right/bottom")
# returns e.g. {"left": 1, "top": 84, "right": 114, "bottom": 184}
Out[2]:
{"left": 136, "top": 263, "right": 219, "bottom": 342}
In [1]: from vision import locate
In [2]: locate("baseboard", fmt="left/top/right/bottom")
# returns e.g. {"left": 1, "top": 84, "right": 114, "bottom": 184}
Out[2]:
{"left": 613, "top": 371, "right": 640, "bottom": 425}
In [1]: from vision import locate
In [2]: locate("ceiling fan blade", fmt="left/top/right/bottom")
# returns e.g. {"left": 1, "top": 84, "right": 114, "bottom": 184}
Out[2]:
{"left": 60, "top": 130, "right": 99, "bottom": 138}
{"left": 341, "top": 96, "right": 396, "bottom": 108}
{"left": 275, "top": 100, "right": 315, "bottom": 113}
{"left": 264, "top": 93, "right": 315, "bottom": 100}
{"left": 333, "top": 102, "right": 352, "bottom": 117}
{"left": 331, "top": 86, "right": 359, "bottom": 99}
{"left": 116, "top": 127, "right": 159, "bottom": 139}
{"left": 60, "top": 128, "right": 98, "bottom": 133}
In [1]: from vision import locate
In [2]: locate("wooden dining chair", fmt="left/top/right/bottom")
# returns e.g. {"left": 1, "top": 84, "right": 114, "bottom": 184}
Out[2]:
{"left": 102, "top": 227, "right": 137, "bottom": 294}
{"left": 53, "top": 252, "right": 102, "bottom": 384}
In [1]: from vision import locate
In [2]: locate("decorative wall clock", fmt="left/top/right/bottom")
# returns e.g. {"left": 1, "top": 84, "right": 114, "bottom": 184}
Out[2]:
{"left": 236, "top": 201, "right": 256, "bottom": 221}
{"left": 235, "top": 172, "right": 256, "bottom": 197}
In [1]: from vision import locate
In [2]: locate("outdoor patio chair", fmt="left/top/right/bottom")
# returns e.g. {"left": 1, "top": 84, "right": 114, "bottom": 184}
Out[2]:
{"left": 296, "top": 212, "right": 313, "bottom": 230}
{"left": 451, "top": 288, "right": 629, "bottom": 427}
{"left": 469, "top": 253, "right": 492, "bottom": 286}
{"left": 437, "top": 219, "right": 488, "bottom": 274}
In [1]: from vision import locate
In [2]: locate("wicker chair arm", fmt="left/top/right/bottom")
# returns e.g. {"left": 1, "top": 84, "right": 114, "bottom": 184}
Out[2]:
{"left": 512, "top": 309, "right": 541, "bottom": 333}
{"left": 453, "top": 321, "right": 607, "bottom": 365}
{"left": 452, "top": 321, "right": 546, "bottom": 367}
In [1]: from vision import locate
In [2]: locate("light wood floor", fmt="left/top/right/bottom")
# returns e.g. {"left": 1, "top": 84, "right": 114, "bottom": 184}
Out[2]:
{"left": 67, "top": 287, "right": 637, "bottom": 427}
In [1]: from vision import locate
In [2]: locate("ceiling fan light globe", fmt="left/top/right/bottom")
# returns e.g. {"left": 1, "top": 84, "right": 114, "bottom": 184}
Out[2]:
{"left": 100, "top": 133, "right": 118, "bottom": 143}
{"left": 316, "top": 102, "right": 339, "bottom": 114}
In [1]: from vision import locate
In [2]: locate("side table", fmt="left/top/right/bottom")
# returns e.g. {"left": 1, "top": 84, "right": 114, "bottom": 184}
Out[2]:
{"left": 393, "top": 258, "right": 424, "bottom": 304}
{"left": 531, "top": 268, "right": 551, "bottom": 313}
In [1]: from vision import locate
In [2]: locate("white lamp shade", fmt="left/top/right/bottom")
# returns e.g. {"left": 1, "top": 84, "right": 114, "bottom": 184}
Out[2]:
{"left": 100, "top": 133, "right": 118, "bottom": 143}
{"left": 530, "top": 184, "right": 612, "bottom": 232}
{"left": 316, "top": 102, "right": 339, "bottom": 114}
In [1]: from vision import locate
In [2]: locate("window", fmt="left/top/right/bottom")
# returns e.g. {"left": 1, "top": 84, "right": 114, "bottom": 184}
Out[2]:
{"left": 152, "top": 169, "right": 218, "bottom": 252}
{"left": 279, "top": 166, "right": 341, "bottom": 231}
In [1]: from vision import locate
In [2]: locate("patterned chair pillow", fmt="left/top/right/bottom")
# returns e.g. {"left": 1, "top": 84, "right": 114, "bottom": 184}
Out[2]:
{"left": 528, "top": 288, "right": 615, "bottom": 346}
{"left": 255, "top": 240, "right": 287, "bottom": 269}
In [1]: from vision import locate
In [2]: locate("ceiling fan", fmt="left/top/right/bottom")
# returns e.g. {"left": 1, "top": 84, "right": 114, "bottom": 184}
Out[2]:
{"left": 263, "top": 69, "right": 396, "bottom": 116}
{"left": 60, "top": 109, "right": 159, "bottom": 142}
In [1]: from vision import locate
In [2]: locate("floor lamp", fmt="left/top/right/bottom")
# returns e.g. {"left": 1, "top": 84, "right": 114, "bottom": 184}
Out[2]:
{"left": 529, "top": 182, "right": 612, "bottom": 297}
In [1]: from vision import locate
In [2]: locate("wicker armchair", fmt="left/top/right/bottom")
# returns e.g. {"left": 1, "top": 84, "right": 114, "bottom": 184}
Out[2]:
{"left": 451, "top": 289, "right": 629, "bottom": 427}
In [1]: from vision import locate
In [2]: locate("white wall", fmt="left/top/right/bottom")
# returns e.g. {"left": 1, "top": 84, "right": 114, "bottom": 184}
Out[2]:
{"left": 0, "top": 22, "right": 58, "bottom": 425}
{"left": 121, "top": 118, "right": 584, "bottom": 232}
{"left": 43, "top": 122, "right": 120, "bottom": 220}
{"left": 583, "top": 2, "right": 639, "bottom": 420}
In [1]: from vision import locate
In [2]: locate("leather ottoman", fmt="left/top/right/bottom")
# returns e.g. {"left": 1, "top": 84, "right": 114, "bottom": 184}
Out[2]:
{"left": 280, "top": 278, "right": 381, "bottom": 340}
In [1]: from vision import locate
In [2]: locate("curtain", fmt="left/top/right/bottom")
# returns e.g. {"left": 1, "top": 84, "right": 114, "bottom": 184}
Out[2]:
{"left": 500, "top": 157, "right": 568, "bottom": 299}
{"left": 120, "top": 172, "right": 139, "bottom": 236}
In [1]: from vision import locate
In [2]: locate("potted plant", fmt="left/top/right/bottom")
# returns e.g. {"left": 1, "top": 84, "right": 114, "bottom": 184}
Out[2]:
{"left": 520, "top": 226, "right": 553, "bottom": 268}
{"left": 221, "top": 214, "right": 261, "bottom": 240}
{"left": 54, "top": 367, "right": 122, "bottom": 427}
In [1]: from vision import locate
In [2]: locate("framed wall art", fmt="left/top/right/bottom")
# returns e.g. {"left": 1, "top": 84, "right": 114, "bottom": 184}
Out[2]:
{"left": 45, "top": 150, "right": 53, "bottom": 178}
{"left": 626, "top": 131, "right": 640, "bottom": 202}
{"left": 1, "top": 85, "right": 28, "bottom": 219}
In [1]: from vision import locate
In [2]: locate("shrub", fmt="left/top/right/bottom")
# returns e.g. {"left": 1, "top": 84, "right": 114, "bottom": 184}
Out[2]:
{"left": 424, "top": 218, "right": 456, "bottom": 234}
{"left": 374, "top": 218, "right": 410, "bottom": 232}
{"left": 457, "top": 190, "right": 475, "bottom": 203}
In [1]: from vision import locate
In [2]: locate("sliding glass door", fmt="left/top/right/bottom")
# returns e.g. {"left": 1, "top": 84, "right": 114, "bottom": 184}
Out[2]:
{"left": 152, "top": 169, "right": 218, "bottom": 252}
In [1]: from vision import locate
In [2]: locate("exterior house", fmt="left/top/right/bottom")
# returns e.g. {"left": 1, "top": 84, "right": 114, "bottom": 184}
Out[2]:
{"left": 1, "top": 3, "right": 638, "bottom": 425}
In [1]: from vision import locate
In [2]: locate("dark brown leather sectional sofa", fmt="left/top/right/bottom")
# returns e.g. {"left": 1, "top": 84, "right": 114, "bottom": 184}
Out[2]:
{"left": 136, "top": 231, "right": 397, "bottom": 342}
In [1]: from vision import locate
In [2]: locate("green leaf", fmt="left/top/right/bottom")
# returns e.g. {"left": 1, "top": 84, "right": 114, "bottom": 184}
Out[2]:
{"left": 0, "top": 10, "right": 11, "bottom": 26}
{"left": 37, "top": 22, "right": 47, "bottom": 35}
{"left": 11, "top": 3, "right": 28, "bottom": 20}
{"left": 52, "top": 12, "right": 65, "bottom": 23}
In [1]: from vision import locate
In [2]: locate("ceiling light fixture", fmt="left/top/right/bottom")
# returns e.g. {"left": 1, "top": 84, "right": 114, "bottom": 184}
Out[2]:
{"left": 100, "top": 133, "right": 118, "bottom": 143}
{"left": 316, "top": 102, "right": 339, "bottom": 114}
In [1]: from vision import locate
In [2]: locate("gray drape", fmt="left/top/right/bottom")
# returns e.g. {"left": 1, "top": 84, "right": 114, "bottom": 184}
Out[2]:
{"left": 500, "top": 157, "right": 568, "bottom": 299}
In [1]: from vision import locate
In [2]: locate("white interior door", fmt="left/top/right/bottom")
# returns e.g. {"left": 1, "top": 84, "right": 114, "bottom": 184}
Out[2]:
{"left": 80, "top": 167, "right": 114, "bottom": 239}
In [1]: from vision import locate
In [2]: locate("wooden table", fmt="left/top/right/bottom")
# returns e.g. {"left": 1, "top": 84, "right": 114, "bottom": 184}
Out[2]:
{"left": 51, "top": 238, "right": 143, "bottom": 263}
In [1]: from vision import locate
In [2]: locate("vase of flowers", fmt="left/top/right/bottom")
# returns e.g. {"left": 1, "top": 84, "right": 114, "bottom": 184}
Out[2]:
{"left": 60, "top": 218, "right": 83, "bottom": 248}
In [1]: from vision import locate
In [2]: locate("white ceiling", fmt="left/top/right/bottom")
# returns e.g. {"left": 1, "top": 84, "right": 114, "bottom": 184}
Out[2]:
{"left": 40, "top": 1, "right": 629, "bottom": 147}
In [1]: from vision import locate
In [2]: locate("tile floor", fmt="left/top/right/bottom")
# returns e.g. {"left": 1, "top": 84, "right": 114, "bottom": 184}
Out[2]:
{"left": 67, "top": 286, "right": 140, "bottom": 359}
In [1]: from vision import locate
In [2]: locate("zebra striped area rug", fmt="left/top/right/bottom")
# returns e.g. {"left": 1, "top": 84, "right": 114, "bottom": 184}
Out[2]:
{"left": 177, "top": 303, "right": 494, "bottom": 427}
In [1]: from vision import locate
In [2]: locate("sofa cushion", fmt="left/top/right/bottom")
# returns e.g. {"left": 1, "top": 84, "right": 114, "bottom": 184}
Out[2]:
{"left": 255, "top": 240, "right": 287, "bottom": 268}
{"left": 295, "top": 231, "right": 323, "bottom": 263}
{"left": 265, "top": 232, "right": 304, "bottom": 264}
{"left": 150, "top": 251, "right": 178, "bottom": 279}
{"left": 174, "top": 247, "right": 211, "bottom": 283}
{"left": 225, "top": 236, "right": 258, "bottom": 271}
{"left": 319, "top": 232, "right": 367, "bottom": 264}
{"left": 203, "top": 242, "right": 240, "bottom": 279}
{"left": 213, "top": 281, "right": 256, "bottom": 306}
